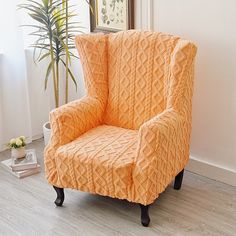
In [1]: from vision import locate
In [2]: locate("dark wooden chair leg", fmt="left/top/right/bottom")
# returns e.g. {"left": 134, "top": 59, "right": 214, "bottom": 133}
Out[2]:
{"left": 174, "top": 169, "right": 184, "bottom": 190}
{"left": 53, "top": 186, "right": 64, "bottom": 206}
{"left": 139, "top": 204, "right": 150, "bottom": 227}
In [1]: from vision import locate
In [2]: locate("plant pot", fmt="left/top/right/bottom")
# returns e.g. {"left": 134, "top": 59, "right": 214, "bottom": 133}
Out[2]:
{"left": 11, "top": 147, "right": 26, "bottom": 159}
{"left": 43, "top": 122, "right": 51, "bottom": 146}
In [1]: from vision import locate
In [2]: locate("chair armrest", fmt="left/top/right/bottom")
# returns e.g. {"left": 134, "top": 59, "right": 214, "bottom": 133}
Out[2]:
{"left": 132, "top": 108, "right": 190, "bottom": 205}
{"left": 49, "top": 96, "right": 105, "bottom": 148}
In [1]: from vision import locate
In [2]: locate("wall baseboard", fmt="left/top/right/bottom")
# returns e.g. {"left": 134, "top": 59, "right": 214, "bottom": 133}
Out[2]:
{"left": 186, "top": 156, "right": 236, "bottom": 187}
{"left": 32, "top": 134, "right": 43, "bottom": 141}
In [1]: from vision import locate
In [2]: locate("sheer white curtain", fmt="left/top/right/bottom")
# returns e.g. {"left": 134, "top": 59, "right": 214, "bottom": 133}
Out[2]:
{"left": 0, "top": 0, "right": 33, "bottom": 151}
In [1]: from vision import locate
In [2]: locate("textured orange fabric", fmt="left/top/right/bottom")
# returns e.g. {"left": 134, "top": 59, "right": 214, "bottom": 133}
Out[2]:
{"left": 104, "top": 31, "right": 178, "bottom": 129}
{"left": 56, "top": 125, "right": 137, "bottom": 201}
{"left": 44, "top": 30, "right": 197, "bottom": 205}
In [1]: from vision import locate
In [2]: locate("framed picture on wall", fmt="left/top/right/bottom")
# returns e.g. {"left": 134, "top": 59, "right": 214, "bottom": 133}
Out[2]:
{"left": 90, "top": 0, "right": 134, "bottom": 33}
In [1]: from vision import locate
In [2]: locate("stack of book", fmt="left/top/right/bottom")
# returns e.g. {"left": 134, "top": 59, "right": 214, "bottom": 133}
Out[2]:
{"left": 1, "top": 149, "right": 40, "bottom": 178}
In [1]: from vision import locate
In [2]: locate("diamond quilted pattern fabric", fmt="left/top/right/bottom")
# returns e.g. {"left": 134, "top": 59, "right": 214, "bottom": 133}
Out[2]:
{"left": 56, "top": 125, "right": 138, "bottom": 201}
{"left": 104, "top": 31, "right": 179, "bottom": 129}
{"left": 44, "top": 30, "right": 197, "bottom": 205}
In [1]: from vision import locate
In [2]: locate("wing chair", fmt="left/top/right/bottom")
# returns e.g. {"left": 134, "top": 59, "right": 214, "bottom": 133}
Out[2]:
{"left": 44, "top": 30, "right": 197, "bottom": 227}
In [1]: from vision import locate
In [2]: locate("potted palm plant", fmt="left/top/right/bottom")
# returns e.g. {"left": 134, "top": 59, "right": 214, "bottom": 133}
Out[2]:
{"left": 19, "top": 0, "right": 83, "bottom": 145}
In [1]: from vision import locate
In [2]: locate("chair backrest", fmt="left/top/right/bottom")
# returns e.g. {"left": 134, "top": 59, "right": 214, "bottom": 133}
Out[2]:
{"left": 104, "top": 31, "right": 196, "bottom": 129}
{"left": 75, "top": 31, "right": 197, "bottom": 130}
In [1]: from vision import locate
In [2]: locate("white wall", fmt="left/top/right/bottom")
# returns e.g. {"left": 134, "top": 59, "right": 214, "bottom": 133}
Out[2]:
{"left": 136, "top": 0, "right": 236, "bottom": 185}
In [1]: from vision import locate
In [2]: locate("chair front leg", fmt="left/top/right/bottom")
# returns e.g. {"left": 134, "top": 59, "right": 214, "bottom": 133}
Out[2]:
{"left": 53, "top": 186, "right": 64, "bottom": 206}
{"left": 174, "top": 169, "right": 184, "bottom": 190}
{"left": 139, "top": 204, "right": 150, "bottom": 227}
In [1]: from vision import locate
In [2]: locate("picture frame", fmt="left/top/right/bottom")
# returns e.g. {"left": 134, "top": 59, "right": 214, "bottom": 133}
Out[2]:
{"left": 90, "top": 0, "right": 134, "bottom": 33}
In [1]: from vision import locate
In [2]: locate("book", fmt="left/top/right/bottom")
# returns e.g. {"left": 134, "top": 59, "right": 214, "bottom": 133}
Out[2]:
{"left": 1, "top": 159, "right": 40, "bottom": 179}
{"left": 11, "top": 149, "right": 37, "bottom": 172}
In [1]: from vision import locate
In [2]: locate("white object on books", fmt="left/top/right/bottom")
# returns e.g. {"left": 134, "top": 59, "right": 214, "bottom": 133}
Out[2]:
{"left": 11, "top": 147, "right": 26, "bottom": 159}
{"left": 1, "top": 159, "right": 40, "bottom": 179}
{"left": 11, "top": 149, "right": 37, "bottom": 172}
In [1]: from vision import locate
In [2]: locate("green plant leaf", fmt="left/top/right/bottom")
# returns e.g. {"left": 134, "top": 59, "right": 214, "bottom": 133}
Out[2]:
{"left": 42, "top": 0, "right": 49, "bottom": 8}
{"left": 61, "top": 59, "right": 77, "bottom": 91}
{"left": 59, "top": 38, "right": 71, "bottom": 64}
{"left": 39, "top": 52, "right": 51, "bottom": 62}
{"left": 29, "top": 13, "right": 47, "bottom": 25}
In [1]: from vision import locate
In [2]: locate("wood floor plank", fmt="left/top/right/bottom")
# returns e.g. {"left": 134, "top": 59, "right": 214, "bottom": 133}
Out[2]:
{"left": 0, "top": 139, "right": 235, "bottom": 236}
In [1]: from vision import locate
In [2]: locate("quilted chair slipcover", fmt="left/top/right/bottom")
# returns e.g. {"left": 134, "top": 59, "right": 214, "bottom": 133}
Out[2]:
{"left": 44, "top": 30, "right": 197, "bottom": 226}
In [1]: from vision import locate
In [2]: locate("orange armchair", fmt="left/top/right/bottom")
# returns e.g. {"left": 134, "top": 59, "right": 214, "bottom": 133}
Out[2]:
{"left": 44, "top": 30, "right": 197, "bottom": 226}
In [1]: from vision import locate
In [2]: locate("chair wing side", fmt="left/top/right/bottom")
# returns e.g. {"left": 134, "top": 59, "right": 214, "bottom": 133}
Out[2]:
{"left": 132, "top": 40, "right": 197, "bottom": 205}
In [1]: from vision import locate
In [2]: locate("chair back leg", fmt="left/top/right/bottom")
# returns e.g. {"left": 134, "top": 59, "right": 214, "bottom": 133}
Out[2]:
{"left": 174, "top": 169, "right": 184, "bottom": 190}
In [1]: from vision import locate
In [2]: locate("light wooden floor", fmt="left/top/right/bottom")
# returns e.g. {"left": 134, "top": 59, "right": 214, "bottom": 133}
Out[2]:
{"left": 0, "top": 139, "right": 235, "bottom": 236}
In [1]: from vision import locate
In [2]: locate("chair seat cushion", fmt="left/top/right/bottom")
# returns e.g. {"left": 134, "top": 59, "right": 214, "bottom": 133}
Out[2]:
{"left": 55, "top": 125, "right": 138, "bottom": 200}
